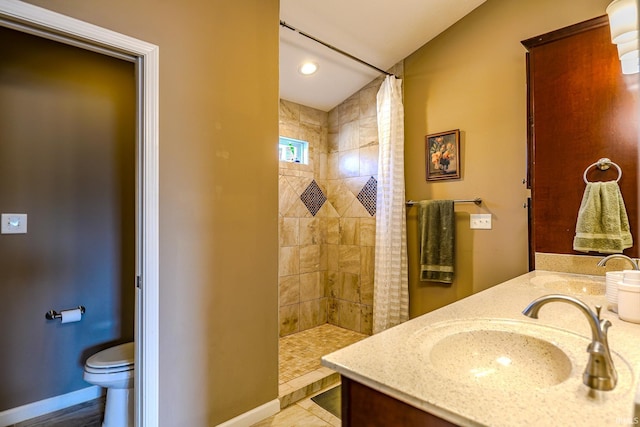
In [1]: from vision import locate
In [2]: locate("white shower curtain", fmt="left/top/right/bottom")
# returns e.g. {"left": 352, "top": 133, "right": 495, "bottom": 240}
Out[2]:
{"left": 373, "top": 75, "right": 409, "bottom": 334}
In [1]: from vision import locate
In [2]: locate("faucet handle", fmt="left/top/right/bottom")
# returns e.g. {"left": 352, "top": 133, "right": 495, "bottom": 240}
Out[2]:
{"left": 595, "top": 305, "right": 602, "bottom": 320}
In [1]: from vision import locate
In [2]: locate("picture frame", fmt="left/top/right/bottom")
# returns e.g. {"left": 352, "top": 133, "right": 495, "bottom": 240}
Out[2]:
{"left": 425, "top": 129, "right": 460, "bottom": 181}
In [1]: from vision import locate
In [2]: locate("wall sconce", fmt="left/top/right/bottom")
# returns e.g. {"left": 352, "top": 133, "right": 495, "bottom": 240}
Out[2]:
{"left": 606, "top": 0, "right": 639, "bottom": 74}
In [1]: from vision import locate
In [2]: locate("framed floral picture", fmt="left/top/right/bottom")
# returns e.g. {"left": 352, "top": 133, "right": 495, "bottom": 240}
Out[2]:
{"left": 425, "top": 129, "right": 460, "bottom": 181}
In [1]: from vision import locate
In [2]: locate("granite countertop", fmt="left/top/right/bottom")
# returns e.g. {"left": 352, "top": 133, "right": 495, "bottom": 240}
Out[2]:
{"left": 322, "top": 270, "right": 640, "bottom": 427}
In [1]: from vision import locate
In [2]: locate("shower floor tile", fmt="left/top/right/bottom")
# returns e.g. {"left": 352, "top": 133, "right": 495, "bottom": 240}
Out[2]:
{"left": 278, "top": 324, "right": 367, "bottom": 408}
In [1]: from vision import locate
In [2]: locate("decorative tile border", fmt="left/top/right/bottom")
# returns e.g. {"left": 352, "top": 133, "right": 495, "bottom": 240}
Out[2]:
{"left": 300, "top": 180, "right": 327, "bottom": 216}
{"left": 357, "top": 177, "right": 377, "bottom": 216}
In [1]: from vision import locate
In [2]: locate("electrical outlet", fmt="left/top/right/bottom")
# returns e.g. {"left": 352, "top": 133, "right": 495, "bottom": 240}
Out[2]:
{"left": 470, "top": 214, "right": 492, "bottom": 230}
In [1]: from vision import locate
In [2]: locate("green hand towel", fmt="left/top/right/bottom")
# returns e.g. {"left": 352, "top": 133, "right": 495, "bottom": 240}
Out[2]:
{"left": 573, "top": 181, "right": 633, "bottom": 254}
{"left": 418, "top": 200, "right": 455, "bottom": 284}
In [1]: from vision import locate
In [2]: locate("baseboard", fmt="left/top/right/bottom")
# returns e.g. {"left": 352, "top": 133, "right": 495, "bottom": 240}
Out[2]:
{"left": 216, "top": 398, "right": 280, "bottom": 427}
{"left": 0, "top": 385, "right": 104, "bottom": 426}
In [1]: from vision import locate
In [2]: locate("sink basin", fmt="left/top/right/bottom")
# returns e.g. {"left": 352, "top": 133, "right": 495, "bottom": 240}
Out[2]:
{"left": 415, "top": 319, "right": 590, "bottom": 391}
{"left": 529, "top": 275, "right": 605, "bottom": 295}
{"left": 429, "top": 329, "right": 572, "bottom": 389}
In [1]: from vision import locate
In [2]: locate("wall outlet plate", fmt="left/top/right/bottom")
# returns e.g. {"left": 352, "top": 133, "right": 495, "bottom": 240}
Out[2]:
{"left": 470, "top": 213, "right": 491, "bottom": 230}
{"left": 1, "top": 213, "right": 28, "bottom": 234}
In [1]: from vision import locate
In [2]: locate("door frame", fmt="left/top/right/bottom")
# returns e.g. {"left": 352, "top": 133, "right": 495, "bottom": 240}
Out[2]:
{"left": 0, "top": 1, "right": 160, "bottom": 425}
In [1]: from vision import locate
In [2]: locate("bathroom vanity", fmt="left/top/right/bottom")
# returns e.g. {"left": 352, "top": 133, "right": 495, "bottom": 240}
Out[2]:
{"left": 322, "top": 271, "right": 640, "bottom": 426}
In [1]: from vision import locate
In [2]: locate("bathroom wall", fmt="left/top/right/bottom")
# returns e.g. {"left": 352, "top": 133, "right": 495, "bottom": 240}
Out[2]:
{"left": 0, "top": 27, "right": 135, "bottom": 411}
{"left": 21, "top": 0, "right": 280, "bottom": 425}
{"left": 403, "top": 0, "right": 612, "bottom": 317}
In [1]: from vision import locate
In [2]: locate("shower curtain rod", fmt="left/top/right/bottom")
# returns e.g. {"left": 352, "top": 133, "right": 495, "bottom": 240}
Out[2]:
{"left": 280, "top": 20, "right": 396, "bottom": 78}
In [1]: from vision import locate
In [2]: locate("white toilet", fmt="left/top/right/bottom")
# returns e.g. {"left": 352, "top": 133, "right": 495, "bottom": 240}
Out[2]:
{"left": 83, "top": 342, "right": 135, "bottom": 427}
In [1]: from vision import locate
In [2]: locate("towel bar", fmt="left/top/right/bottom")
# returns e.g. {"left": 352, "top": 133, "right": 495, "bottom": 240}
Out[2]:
{"left": 406, "top": 198, "right": 482, "bottom": 207}
{"left": 583, "top": 158, "right": 622, "bottom": 183}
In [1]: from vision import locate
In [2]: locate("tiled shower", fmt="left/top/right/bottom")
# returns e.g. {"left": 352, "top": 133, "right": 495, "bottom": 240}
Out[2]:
{"left": 278, "top": 64, "right": 402, "bottom": 337}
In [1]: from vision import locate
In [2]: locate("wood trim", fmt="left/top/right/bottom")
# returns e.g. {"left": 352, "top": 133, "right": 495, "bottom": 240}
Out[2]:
{"left": 521, "top": 15, "right": 609, "bottom": 50}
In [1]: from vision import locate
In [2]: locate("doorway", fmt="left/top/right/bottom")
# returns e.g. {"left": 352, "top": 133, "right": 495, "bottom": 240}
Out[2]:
{"left": 0, "top": 1, "right": 159, "bottom": 425}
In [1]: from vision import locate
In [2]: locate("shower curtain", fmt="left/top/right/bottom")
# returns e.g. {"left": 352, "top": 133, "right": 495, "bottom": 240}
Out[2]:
{"left": 373, "top": 75, "right": 409, "bottom": 334}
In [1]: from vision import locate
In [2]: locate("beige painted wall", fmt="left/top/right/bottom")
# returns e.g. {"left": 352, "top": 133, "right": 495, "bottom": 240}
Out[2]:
{"left": 22, "top": 0, "right": 280, "bottom": 425}
{"left": 404, "top": 0, "right": 611, "bottom": 317}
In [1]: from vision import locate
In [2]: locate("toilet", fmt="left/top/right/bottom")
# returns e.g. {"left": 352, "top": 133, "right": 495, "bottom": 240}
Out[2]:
{"left": 83, "top": 342, "right": 135, "bottom": 427}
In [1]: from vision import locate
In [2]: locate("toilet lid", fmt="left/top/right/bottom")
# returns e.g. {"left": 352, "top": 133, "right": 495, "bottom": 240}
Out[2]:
{"left": 86, "top": 342, "right": 134, "bottom": 369}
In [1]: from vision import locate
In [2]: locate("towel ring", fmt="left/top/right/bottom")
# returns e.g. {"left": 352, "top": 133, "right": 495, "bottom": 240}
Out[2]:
{"left": 582, "top": 158, "right": 622, "bottom": 184}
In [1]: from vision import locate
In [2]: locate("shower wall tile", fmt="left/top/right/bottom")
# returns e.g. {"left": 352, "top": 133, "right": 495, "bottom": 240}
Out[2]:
{"left": 319, "top": 244, "right": 328, "bottom": 271}
{"left": 340, "top": 272, "right": 360, "bottom": 302}
{"left": 327, "top": 244, "right": 339, "bottom": 273}
{"left": 338, "top": 149, "right": 360, "bottom": 178}
{"left": 359, "top": 116, "right": 378, "bottom": 147}
{"left": 280, "top": 304, "right": 299, "bottom": 337}
{"left": 299, "top": 300, "right": 324, "bottom": 331}
{"left": 360, "top": 305, "right": 373, "bottom": 335}
{"left": 327, "top": 298, "right": 339, "bottom": 325}
{"left": 299, "top": 218, "right": 320, "bottom": 245}
{"left": 300, "top": 105, "right": 327, "bottom": 126}
{"left": 326, "top": 181, "right": 357, "bottom": 216}
{"left": 279, "top": 99, "right": 330, "bottom": 336}
{"left": 359, "top": 86, "right": 378, "bottom": 118}
{"left": 339, "top": 95, "right": 360, "bottom": 125}
{"left": 360, "top": 246, "right": 375, "bottom": 306}
{"left": 328, "top": 108, "right": 339, "bottom": 133}
{"left": 280, "top": 99, "right": 300, "bottom": 123}
{"left": 360, "top": 145, "right": 379, "bottom": 177}
{"left": 300, "top": 245, "right": 320, "bottom": 274}
{"left": 279, "top": 246, "right": 300, "bottom": 276}
{"left": 279, "top": 122, "right": 300, "bottom": 140}
{"left": 280, "top": 275, "right": 300, "bottom": 306}
{"left": 327, "top": 132, "right": 339, "bottom": 154}
{"left": 339, "top": 121, "right": 360, "bottom": 151}
{"left": 280, "top": 217, "right": 299, "bottom": 246}
{"left": 327, "top": 271, "right": 339, "bottom": 299}
{"left": 300, "top": 272, "right": 321, "bottom": 301}
{"left": 327, "top": 153, "right": 340, "bottom": 179}
{"left": 339, "top": 245, "right": 360, "bottom": 274}
{"left": 300, "top": 122, "right": 321, "bottom": 146}
{"left": 318, "top": 153, "right": 328, "bottom": 180}
{"left": 360, "top": 217, "right": 376, "bottom": 246}
{"left": 339, "top": 218, "right": 359, "bottom": 245}
{"left": 344, "top": 200, "right": 370, "bottom": 218}
{"left": 326, "top": 218, "right": 340, "bottom": 244}
{"left": 337, "top": 300, "right": 360, "bottom": 331}
{"left": 343, "top": 176, "right": 371, "bottom": 197}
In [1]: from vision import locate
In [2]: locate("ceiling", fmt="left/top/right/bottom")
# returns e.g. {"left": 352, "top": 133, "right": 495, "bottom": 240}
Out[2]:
{"left": 279, "top": 0, "right": 487, "bottom": 112}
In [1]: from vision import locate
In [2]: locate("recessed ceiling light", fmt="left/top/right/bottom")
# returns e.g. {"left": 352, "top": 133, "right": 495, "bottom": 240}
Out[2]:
{"left": 298, "top": 61, "right": 318, "bottom": 75}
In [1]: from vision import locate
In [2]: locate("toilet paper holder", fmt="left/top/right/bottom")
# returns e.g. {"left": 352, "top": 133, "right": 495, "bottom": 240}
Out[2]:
{"left": 45, "top": 306, "right": 85, "bottom": 321}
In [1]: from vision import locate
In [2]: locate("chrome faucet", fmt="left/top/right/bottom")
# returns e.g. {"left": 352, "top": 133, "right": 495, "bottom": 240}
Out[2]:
{"left": 597, "top": 254, "right": 640, "bottom": 270}
{"left": 522, "top": 294, "right": 617, "bottom": 391}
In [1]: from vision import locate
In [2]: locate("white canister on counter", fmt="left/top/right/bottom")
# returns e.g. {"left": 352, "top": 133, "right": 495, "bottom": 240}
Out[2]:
{"left": 605, "top": 271, "right": 623, "bottom": 313}
{"left": 617, "top": 270, "right": 640, "bottom": 323}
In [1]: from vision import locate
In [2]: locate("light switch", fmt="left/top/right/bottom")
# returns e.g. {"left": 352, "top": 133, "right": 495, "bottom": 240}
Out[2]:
{"left": 1, "top": 213, "right": 27, "bottom": 234}
{"left": 470, "top": 214, "right": 492, "bottom": 230}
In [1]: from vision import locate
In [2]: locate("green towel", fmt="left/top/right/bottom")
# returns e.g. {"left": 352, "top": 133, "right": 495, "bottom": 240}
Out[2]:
{"left": 418, "top": 200, "right": 455, "bottom": 284}
{"left": 573, "top": 181, "right": 633, "bottom": 254}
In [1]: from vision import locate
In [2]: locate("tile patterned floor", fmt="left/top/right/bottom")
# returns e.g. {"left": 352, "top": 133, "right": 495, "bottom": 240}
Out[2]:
{"left": 256, "top": 324, "right": 367, "bottom": 426}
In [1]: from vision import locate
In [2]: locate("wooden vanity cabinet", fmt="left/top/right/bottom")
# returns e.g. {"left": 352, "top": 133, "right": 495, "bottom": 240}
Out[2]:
{"left": 341, "top": 376, "right": 458, "bottom": 426}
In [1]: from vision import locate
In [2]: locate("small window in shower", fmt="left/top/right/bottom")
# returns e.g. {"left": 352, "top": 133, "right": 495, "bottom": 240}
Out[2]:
{"left": 279, "top": 136, "right": 309, "bottom": 164}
